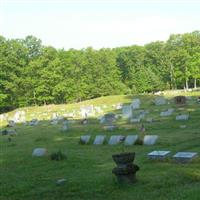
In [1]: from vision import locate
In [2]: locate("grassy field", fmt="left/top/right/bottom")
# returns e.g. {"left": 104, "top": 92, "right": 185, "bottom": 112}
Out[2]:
{"left": 1, "top": 91, "right": 200, "bottom": 200}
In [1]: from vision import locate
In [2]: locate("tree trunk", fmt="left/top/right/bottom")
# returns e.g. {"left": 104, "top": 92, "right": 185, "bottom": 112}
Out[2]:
{"left": 194, "top": 78, "right": 197, "bottom": 89}
{"left": 185, "top": 79, "right": 189, "bottom": 90}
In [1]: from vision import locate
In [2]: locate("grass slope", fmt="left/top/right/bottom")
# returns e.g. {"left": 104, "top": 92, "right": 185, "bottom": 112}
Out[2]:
{"left": 0, "top": 91, "right": 200, "bottom": 200}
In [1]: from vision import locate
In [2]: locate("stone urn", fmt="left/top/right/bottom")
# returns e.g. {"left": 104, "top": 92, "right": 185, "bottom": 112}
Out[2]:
{"left": 112, "top": 152, "right": 139, "bottom": 184}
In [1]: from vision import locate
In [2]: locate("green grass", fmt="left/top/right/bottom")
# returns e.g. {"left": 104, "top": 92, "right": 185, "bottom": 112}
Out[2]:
{"left": 1, "top": 91, "right": 200, "bottom": 200}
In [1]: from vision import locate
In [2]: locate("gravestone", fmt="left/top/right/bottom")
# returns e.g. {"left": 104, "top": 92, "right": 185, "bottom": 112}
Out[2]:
{"left": 93, "top": 135, "right": 106, "bottom": 145}
{"left": 131, "top": 99, "right": 141, "bottom": 110}
{"left": 8, "top": 120, "right": 15, "bottom": 127}
{"left": 32, "top": 148, "right": 47, "bottom": 157}
{"left": 80, "top": 135, "right": 91, "bottom": 144}
{"left": 143, "top": 135, "right": 158, "bottom": 145}
{"left": 108, "top": 135, "right": 125, "bottom": 145}
{"left": 180, "top": 125, "right": 186, "bottom": 129}
{"left": 148, "top": 150, "right": 171, "bottom": 160}
{"left": 176, "top": 114, "right": 189, "bottom": 121}
{"left": 160, "top": 108, "right": 174, "bottom": 117}
{"left": 122, "top": 105, "right": 132, "bottom": 119}
{"left": 29, "top": 119, "right": 39, "bottom": 126}
{"left": 124, "top": 135, "right": 138, "bottom": 145}
{"left": 146, "top": 118, "right": 153, "bottom": 123}
{"left": 104, "top": 125, "right": 116, "bottom": 131}
{"left": 173, "top": 152, "right": 198, "bottom": 162}
{"left": 154, "top": 97, "right": 166, "bottom": 106}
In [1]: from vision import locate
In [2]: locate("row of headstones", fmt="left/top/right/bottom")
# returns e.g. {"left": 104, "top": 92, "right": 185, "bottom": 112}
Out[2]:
{"left": 148, "top": 150, "right": 198, "bottom": 162}
{"left": 80, "top": 135, "right": 158, "bottom": 145}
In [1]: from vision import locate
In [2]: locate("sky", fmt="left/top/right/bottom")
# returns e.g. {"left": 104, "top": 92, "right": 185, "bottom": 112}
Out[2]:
{"left": 0, "top": 0, "right": 200, "bottom": 50}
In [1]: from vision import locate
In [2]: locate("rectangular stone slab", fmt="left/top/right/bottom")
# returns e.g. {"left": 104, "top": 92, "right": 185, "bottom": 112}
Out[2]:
{"left": 173, "top": 152, "right": 198, "bottom": 162}
{"left": 80, "top": 135, "right": 91, "bottom": 144}
{"left": 124, "top": 135, "right": 138, "bottom": 145}
{"left": 93, "top": 135, "right": 106, "bottom": 145}
{"left": 148, "top": 150, "right": 171, "bottom": 159}
{"left": 143, "top": 135, "right": 158, "bottom": 145}
{"left": 108, "top": 135, "right": 124, "bottom": 145}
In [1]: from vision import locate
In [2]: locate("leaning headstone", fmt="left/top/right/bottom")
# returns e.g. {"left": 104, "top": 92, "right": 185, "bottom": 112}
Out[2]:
{"left": 143, "top": 135, "right": 158, "bottom": 145}
{"left": 176, "top": 114, "right": 189, "bottom": 121}
{"left": 93, "top": 135, "right": 106, "bottom": 145}
{"left": 32, "top": 148, "right": 47, "bottom": 157}
{"left": 80, "top": 135, "right": 91, "bottom": 144}
{"left": 173, "top": 152, "right": 198, "bottom": 163}
{"left": 148, "top": 150, "right": 171, "bottom": 160}
{"left": 154, "top": 97, "right": 166, "bottom": 106}
{"left": 124, "top": 135, "right": 138, "bottom": 145}
{"left": 108, "top": 135, "right": 125, "bottom": 145}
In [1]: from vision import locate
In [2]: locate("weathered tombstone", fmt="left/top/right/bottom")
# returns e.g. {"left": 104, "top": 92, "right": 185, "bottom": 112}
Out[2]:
{"left": 32, "top": 148, "right": 47, "bottom": 157}
{"left": 176, "top": 114, "right": 189, "bottom": 121}
{"left": 108, "top": 135, "right": 125, "bottom": 145}
{"left": 174, "top": 96, "right": 186, "bottom": 105}
{"left": 122, "top": 105, "right": 132, "bottom": 119}
{"left": 160, "top": 108, "right": 174, "bottom": 117}
{"left": 173, "top": 152, "right": 198, "bottom": 163}
{"left": 131, "top": 99, "right": 141, "bottom": 110}
{"left": 124, "top": 135, "right": 138, "bottom": 146}
{"left": 8, "top": 120, "right": 15, "bottom": 127}
{"left": 146, "top": 118, "right": 153, "bottom": 123}
{"left": 143, "top": 135, "right": 158, "bottom": 145}
{"left": 80, "top": 135, "right": 91, "bottom": 144}
{"left": 154, "top": 97, "right": 166, "bottom": 106}
{"left": 180, "top": 125, "right": 186, "bottom": 129}
{"left": 93, "top": 135, "right": 106, "bottom": 145}
{"left": 104, "top": 125, "right": 116, "bottom": 131}
{"left": 148, "top": 150, "right": 171, "bottom": 160}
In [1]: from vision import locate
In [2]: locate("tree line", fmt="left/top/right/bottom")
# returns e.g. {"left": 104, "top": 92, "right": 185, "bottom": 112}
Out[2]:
{"left": 0, "top": 31, "right": 200, "bottom": 112}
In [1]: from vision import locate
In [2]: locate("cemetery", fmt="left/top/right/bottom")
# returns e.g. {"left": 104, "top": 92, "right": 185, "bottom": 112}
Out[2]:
{"left": 0, "top": 92, "right": 200, "bottom": 199}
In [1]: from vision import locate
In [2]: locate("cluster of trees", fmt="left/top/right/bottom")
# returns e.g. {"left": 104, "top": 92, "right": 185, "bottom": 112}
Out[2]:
{"left": 0, "top": 31, "right": 200, "bottom": 111}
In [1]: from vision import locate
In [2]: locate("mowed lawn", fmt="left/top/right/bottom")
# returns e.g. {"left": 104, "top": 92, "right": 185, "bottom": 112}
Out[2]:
{"left": 1, "top": 92, "right": 200, "bottom": 200}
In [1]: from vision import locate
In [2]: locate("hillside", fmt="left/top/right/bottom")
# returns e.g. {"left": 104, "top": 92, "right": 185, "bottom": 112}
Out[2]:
{"left": 0, "top": 91, "right": 200, "bottom": 200}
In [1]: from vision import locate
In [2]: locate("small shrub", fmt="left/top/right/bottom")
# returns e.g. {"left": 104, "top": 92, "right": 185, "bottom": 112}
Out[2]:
{"left": 50, "top": 150, "right": 67, "bottom": 161}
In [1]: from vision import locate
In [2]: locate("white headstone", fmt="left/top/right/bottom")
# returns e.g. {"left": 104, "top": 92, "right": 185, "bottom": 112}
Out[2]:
{"left": 176, "top": 114, "right": 189, "bottom": 121}
{"left": 122, "top": 105, "right": 132, "bottom": 119}
{"left": 131, "top": 99, "right": 141, "bottom": 110}
{"left": 173, "top": 152, "right": 198, "bottom": 162}
{"left": 143, "top": 135, "right": 158, "bottom": 145}
{"left": 32, "top": 148, "right": 47, "bottom": 157}
{"left": 155, "top": 97, "right": 166, "bottom": 105}
{"left": 108, "top": 135, "right": 124, "bottom": 145}
{"left": 124, "top": 135, "right": 138, "bottom": 145}
{"left": 93, "top": 135, "right": 106, "bottom": 145}
{"left": 148, "top": 150, "right": 171, "bottom": 159}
